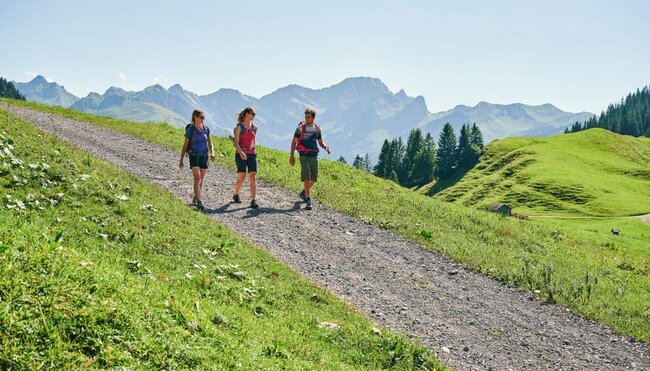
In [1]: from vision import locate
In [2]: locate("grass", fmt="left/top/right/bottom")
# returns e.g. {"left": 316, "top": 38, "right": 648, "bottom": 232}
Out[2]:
{"left": 0, "top": 108, "right": 445, "bottom": 369}
{"left": 427, "top": 130, "right": 650, "bottom": 217}
{"left": 2, "top": 99, "right": 649, "bottom": 343}
{"left": 529, "top": 217, "right": 649, "bottom": 250}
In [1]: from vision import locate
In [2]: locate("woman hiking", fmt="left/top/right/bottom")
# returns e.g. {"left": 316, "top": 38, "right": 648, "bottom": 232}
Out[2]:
{"left": 232, "top": 106, "right": 259, "bottom": 209}
{"left": 179, "top": 109, "right": 214, "bottom": 210}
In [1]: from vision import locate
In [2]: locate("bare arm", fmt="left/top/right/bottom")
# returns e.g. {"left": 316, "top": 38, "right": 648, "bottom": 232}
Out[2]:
{"left": 179, "top": 138, "right": 190, "bottom": 169}
{"left": 207, "top": 135, "right": 215, "bottom": 161}
{"left": 234, "top": 126, "right": 246, "bottom": 159}
{"left": 318, "top": 139, "right": 331, "bottom": 154}
{"left": 289, "top": 137, "right": 299, "bottom": 166}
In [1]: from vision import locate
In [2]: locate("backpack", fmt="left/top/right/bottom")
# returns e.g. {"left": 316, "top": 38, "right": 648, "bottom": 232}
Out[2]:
{"left": 185, "top": 123, "right": 208, "bottom": 155}
{"left": 234, "top": 122, "right": 257, "bottom": 152}
{"left": 296, "top": 121, "right": 321, "bottom": 154}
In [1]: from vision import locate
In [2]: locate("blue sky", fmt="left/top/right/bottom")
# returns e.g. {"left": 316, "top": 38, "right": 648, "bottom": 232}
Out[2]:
{"left": 1, "top": 0, "right": 649, "bottom": 114}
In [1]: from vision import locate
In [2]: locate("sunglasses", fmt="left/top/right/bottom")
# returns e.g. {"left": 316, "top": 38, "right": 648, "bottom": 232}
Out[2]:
{"left": 198, "top": 115, "right": 205, "bottom": 119}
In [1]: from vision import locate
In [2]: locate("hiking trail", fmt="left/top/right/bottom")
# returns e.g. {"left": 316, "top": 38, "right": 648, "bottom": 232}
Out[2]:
{"left": 3, "top": 103, "right": 648, "bottom": 371}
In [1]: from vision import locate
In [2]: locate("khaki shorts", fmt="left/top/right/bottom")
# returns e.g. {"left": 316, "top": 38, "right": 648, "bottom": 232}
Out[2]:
{"left": 300, "top": 155, "right": 318, "bottom": 182}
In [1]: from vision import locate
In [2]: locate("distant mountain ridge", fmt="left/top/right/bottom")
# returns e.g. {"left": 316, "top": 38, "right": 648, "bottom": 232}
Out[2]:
{"left": 14, "top": 75, "right": 594, "bottom": 162}
{"left": 13, "top": 76, "right": 79, "bottom": 108}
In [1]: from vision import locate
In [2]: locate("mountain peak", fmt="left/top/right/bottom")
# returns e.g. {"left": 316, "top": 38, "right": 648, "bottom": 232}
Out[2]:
{"left": 169, "top": 83, "right": 184, "bottom": 93}
{"left": 105, "top": 86, "right": 126, "bottom": 96}
{"left": 30, "top": 75, "right": 49, "bottom": 84}
{"left": 144, "top": 84, "right": 166, "bottom": 92}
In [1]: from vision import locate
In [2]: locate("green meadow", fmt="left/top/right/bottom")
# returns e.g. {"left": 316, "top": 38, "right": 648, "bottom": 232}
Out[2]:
{"left": 430, "top": 129, "right": 650, "bottom": 217}
{"left": 0, "top": 108, "right": 444, "bottom": 369}
{"left": 3, "top": 99, "right": 648, "bottom": 343}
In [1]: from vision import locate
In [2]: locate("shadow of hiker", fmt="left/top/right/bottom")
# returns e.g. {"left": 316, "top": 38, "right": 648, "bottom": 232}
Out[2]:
{"left": 241, "top": 201, "right": 303, "bottom": 219}
{"left": 204, "top": 201, "right": 302, "bottom": 217}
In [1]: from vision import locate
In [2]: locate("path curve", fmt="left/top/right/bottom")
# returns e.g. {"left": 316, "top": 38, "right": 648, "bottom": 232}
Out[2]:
{"left": 3, "top": 103, "right": 648, "bottom": 371}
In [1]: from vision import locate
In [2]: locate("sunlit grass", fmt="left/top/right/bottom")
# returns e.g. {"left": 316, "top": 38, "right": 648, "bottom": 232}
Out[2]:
{"left": 2, "top": 98, "right": 648, "bottom": 342}
{"left": 0, "top": 107, "right": 444, "bottom": 369}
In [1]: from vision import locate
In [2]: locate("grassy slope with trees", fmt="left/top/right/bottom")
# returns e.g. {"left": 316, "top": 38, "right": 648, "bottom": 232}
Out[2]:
{"left": 2, "top": 99, "right": 648, "bottom": 342}
{"left": 430, "top": 129, "right": 650, "bottom": 217}
{"left": 0, "top": 108, "right": 443, "bottom": 369}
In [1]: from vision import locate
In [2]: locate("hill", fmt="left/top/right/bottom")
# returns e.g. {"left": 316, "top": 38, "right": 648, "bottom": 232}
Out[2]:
{"left": 429, "top": 129, "right": 650, "bottom": 216}
{"left": 3, "top": 99, "right": 648, "bottom": 342}
{"left": 0, "top": 107, "right": 440, "bottom": 369}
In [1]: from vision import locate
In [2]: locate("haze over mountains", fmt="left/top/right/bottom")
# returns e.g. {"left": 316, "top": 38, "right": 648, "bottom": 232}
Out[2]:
{"left": 13, "top": 75, "right": 594, "bottom": 162}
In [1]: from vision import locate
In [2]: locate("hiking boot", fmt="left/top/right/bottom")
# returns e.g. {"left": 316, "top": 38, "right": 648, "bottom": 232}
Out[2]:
{"left": 192, "top": 195, "right": 197, "bottom": 206}
{"left": 196, "top": 199, "right": 205, "bottom": 211}
{"left": 305, "top": 198, "right": 312, "bottom": 210}
{"left": 299, "top": 190, "right": 307, "bottom": 202}
{"left": 233, "top": 194, "right": 241, "bottom": 203}
{"left": 250, "top": 199, "right": 259, "bottom": 209}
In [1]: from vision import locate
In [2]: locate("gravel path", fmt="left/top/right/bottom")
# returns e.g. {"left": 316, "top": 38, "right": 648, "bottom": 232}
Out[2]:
{"left": 3, "top": 103, "right": 648, "bottom": 371}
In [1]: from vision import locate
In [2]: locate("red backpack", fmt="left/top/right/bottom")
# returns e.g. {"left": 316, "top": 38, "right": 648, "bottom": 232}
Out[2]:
{"left": 296, "top": 121, "right": 321, "bottom": 154}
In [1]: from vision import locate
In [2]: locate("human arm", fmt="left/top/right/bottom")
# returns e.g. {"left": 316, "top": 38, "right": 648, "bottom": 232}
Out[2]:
{"left": 318, "top": 139, "right": 331, "bottom": 154}
{"left": 233, "top": 125, "right": 247, "bottom": 160}
{"left": 179, "top": 138, "right": 190, "bottom": 169}
{"left": 289, "top": 137, "right": 299, "bottom": 166}
{"left": 207, "top": 135, "right": 215, "bottom": 161}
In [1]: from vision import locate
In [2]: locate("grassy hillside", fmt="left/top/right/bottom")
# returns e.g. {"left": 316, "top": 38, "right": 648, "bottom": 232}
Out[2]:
{"left": 2, "top": 99, "right": 649, "bottom": 342}
{"left": 0, "top": 109, "right": 443, "bottom": 368}
{"left": 429, "top": 129, "right": 650, "bottom": 216}
{"left": 87, "top": 101, "right": 187, "bottom": 128}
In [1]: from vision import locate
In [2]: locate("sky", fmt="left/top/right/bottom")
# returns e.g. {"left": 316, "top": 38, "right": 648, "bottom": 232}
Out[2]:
{"left": 1, "top": 0, "right": 649, "bottom": 114}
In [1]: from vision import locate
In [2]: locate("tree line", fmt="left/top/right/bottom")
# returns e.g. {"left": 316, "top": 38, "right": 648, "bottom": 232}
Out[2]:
{"left": 0, "top": 77, "right": 26, "bottom": 101}
{"left": 565, "top": 85, "right": 650, "bottom": 137}
{"left": 348, "top": 123, "right": 484, "bottom": 188}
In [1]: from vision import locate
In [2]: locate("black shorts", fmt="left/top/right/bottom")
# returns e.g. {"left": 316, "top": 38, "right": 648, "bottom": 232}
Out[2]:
{"left": 235, "top": 153, "right": 257, "bottom": 173}
{"left": 189, "top": 155, "right": 209, "bottom": 169}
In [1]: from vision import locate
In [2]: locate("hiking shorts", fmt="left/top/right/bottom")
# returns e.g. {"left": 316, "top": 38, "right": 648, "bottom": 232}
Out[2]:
{"left": 235, "top": 153, "right": 257, "bottom": 173}
{"left": 189, "top": 154, "right": 209, "bottom": 169}
{"left": 300, "top": 155, "right": 318, "bottom": 182}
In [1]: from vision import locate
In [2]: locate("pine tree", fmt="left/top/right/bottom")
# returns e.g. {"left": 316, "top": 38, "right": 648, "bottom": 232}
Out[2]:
{"left": 390, "top": 137, "right": 405, "bottom": 183}
{"left": 411, "top": 132, "right": 436, "bottom": 187}
{"left": 401, "top": 128, "right": 424, "bottom": 187}
{"left": 337, "top": 156, "right": 347, "bottom": 164}
{"left": 352, "top": 155, "right": 364, "bottom": 170}
{"left": 374, "top": 140, "right": 391, "bottom": 177}
{"left": 470, "top": 123, "right": 484, "bottom": 149}
{"left": 363, "top": 154, "right": 371, "bottom": 172}
{"left": 0, "top": 77, "right": 26, "bottom": 101}
{"left": 572, "top": 85, "right": 650, "bottom": 137}
{"left": 456, "top": 124, "right": 473, "bottom": 169}
{"left": 435, "top": 123, "right": 457, "bottom": 179}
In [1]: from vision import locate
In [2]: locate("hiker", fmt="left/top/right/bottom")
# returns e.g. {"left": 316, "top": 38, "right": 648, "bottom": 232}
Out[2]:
{"left": 232, "top": 106, "right": 259, "bottom": 209}
{"left": 179, "top": 109, "right": 214, "bottom": 210}
{"left": 289, "top": 108, "right": 331, "bottom": 210}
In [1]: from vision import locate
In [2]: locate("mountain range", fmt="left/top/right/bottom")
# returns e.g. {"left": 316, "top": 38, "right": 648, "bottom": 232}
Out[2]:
{"left": 14, "top": 75, "right": 594, "bottom": 162}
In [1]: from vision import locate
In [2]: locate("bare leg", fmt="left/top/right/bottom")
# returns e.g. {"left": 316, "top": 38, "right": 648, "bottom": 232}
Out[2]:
{"left": 304, "top": 180, "right": 315, "bottom": 198}
{"left": 249, "top": 172, "right": 257, "bottom": 200}
{"left": 199, "top": 168, "right": 207, "bottom": 191}
{"left": 234, "top": 172, "right": 246, "bottom": 196}
{"left": 192, "top": 167, "right": 202, "bottom": 200}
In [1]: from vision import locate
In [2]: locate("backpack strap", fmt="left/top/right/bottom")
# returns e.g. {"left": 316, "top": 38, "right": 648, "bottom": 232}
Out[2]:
{"left": 187, "top": 124, "right": 207, "bottom": 155}
{"left": 296, "top": 121, "right": 320, "bottom": 154}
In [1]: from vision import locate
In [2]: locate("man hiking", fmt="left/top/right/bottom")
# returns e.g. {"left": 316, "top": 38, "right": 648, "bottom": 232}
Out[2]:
{"left": 289, "top": 108, "right": 331, "bottom": 210}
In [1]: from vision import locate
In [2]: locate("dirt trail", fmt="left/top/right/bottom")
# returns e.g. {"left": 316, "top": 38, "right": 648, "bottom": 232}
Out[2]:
{"left": 3, "top": 103, "right": 648, "bottom": 371}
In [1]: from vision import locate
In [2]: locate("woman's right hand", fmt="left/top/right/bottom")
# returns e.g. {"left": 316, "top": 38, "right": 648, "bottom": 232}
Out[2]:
{"left": 240, "top": 152, "right": 247, "bottom": 160}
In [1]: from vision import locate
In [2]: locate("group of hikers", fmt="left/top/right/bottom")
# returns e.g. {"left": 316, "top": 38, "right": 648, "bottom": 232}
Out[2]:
{"left": 179, "top": 107, "right": 331, "bottom": 211}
